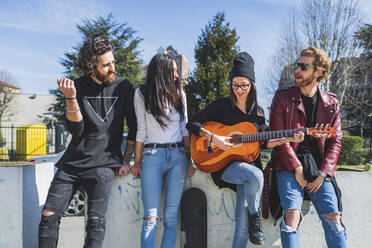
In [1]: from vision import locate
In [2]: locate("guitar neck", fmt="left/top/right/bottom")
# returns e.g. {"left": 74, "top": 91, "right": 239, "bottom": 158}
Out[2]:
{"left": 237, "top": 128, "right": 308, "bottom": 143}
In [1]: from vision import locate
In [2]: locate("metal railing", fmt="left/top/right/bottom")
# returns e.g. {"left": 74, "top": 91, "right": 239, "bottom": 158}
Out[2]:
{"left": 261, "top": 149, "right": 272, "bottom": 165}
{"left": 0, "top": 124, "right": 66, "bottom": 161}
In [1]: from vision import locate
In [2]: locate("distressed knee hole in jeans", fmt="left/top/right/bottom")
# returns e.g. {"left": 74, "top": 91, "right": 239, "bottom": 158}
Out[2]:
{"left": 143, "top": 217, "right": 158, "bottom": 233}
{"left": 322, "top": 215, "right": 346, "bottom": 234}
{"left": 280, "top": 209, "right": 303, "bottom": 233}
{"left": 40, "top": 213, "right": 61, "bottom": 228}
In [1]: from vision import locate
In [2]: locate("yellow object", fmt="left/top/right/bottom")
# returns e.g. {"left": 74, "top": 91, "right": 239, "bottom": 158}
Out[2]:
{"left": 365, "top": 163, "right": 372, "bottom": 172}
{"left": 16, "top": 124, "right": 47, "bottom": 160}
{"left": 0, "top": 147, "right": 9, "bottom": 160}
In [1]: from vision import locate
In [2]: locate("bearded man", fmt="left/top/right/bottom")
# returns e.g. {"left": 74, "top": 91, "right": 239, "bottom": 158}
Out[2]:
{"left": 38, "top": 36, "right": 137, "bottom": 248}
{"left": 269, "top": 46, "right": 346, "bottom": 247}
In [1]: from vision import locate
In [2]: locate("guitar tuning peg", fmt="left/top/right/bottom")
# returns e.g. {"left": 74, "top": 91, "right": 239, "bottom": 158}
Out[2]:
{"left": 320, "top": 123, "right": 324, "bottom": 128}
{"left": 315, "top": 123, "right": 319, "bottom": 128}
{"left": 326, "top": 123, "right": 330, "bottom": 128}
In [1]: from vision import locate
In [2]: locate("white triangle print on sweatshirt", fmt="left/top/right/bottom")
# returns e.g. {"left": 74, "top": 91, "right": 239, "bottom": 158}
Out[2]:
{"left": 84, "top": 96, "right": 118, "bottom": 122}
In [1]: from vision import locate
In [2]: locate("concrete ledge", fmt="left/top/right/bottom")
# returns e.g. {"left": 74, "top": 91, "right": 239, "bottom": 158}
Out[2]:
{"left": 0, "top": 163, "right": 54, "bottom": 248}
{"left": 103, "top": 171, "right": 372, "bottom": 248}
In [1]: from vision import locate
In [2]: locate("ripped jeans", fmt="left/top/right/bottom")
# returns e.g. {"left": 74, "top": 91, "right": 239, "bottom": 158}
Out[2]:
{"left": 277, "top": 171, "right": 347, "bottom": 248}
{"left": 140, "top": 146, "right": 188, "bottom": 248}
{"left": 38, "top": 166, "right": 114, "bottom": 248}
{"left": 221, "top": 161, "right": 264, "bottom": 248}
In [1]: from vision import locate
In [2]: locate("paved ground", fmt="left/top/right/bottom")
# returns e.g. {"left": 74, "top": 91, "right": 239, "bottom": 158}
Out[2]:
{"left": 58, "top": 216, "right": 85, "bottom": 247}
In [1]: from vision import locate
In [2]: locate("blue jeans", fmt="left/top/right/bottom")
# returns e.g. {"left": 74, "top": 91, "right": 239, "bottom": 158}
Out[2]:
{"left": 221, "top": 161, "right": 264, "bottom": 248}
{"left": 140, "top": 146, "right": 188, "bottom": 248}
{"left": 277, "top": 171, "right": 347, "bottom": 248}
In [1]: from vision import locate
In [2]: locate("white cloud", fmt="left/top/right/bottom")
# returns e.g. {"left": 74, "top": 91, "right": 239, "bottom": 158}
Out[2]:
{"left": 0, "top": 0, "right": 109, "bottom": 34}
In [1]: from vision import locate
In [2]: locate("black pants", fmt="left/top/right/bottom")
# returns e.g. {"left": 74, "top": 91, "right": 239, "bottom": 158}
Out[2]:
{"left": 38, "top": 166, "right": 115, "bottom": 248}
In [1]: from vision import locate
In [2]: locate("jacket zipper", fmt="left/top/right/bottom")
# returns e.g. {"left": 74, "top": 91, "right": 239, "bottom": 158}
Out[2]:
{"left": 290, "top": 101, "right": 295, "bottom": 129}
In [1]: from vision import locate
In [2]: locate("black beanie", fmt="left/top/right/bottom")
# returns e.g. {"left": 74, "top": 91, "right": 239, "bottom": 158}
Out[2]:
{"left": 230, "top": 52, "right": 255, "bottom": 83}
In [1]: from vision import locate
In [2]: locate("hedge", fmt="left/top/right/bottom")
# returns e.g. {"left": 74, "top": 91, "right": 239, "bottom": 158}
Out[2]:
{"left": 338, "top": 136, "right": 366, "bottom": 165}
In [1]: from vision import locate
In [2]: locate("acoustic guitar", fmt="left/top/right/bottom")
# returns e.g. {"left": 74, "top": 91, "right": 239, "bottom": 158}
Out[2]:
{"left": 190, "top": 121, "right": 336, "bottom": 173}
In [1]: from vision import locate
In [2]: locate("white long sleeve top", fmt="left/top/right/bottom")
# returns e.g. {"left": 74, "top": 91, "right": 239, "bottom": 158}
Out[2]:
{"left": 134, "top": 88, "right": 188, "bottom": 144}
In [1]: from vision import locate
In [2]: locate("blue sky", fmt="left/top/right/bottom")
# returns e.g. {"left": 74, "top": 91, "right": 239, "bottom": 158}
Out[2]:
{"left": 1, "top": 0, "right": 371, "bottom": 109}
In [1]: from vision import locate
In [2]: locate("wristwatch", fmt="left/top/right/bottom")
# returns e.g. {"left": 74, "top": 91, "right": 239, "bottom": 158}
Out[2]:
{"left": 319, "top": 171, "right": 327, "bottom": 178}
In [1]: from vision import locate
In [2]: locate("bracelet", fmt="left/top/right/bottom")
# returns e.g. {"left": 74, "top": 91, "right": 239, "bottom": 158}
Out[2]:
{"left": 208, "top": 133, "right": 214, "bottom": 153}
{"left": 66, "top": 107, "right": 80, "bottom": 113}
{"left": 65, "top": 97, "right": 76, "bottom": 100}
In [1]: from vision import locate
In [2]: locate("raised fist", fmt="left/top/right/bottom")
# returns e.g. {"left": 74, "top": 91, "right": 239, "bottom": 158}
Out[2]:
{"left": 57, "top": 78, "right": 76, "bottom": 98}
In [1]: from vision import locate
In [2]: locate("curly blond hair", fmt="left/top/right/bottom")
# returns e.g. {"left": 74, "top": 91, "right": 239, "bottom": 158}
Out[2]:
{"left": 300, "top": 46, "right": 331, "bottom": 82}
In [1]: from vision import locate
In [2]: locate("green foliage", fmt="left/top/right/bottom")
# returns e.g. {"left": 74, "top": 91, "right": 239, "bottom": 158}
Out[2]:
{"left": 45, "top": 13, "right": 144, "bottom": 125}
{"left": 338, "top": 135, "right": 366, "bottom": 165}
{"left": 343, "top": 23, "right": 372, "bottom": 141}
{"left": 354, "top": 23, "right": 372, "bottom": 53}
{"left": 185, "top": 12, "right": 239, "bottom": 118}
{"left": 364, "top": 148, "right": 372, "bottom": 163}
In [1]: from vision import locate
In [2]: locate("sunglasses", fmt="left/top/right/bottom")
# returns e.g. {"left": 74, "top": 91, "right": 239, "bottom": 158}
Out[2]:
{"left": 232, "top": 83, "right": 250, "bottom": 91}
{"left": 292, "top": 62, "right": 316, "bottom": 71}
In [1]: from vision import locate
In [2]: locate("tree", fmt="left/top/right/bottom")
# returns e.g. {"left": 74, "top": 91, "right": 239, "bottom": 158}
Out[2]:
{"left": 185, "top": 12, "right": 239, "bottom": 117}
{"left": 266, "top": 0, "right": 361, "bottom": 106}
{"left": 341, "top": 24, "right": 372, "bottom": 145}
{"left": 45, "top": 13, "right": 143, "bottom": 125}
{"left": 0, "top": 70, "right": 18, "bottom": 124}
{"left": 0, "top": 70, "right": 18, "bottom": 146}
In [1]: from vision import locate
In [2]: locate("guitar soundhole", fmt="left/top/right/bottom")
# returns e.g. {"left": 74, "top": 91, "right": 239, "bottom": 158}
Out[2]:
{"left": 229, "top": 132, "right": 243, "bottom": 147}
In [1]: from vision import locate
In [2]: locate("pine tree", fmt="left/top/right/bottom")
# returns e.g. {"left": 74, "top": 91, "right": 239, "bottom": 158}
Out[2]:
{"left": 185, "top": 12, "right": 239, "bottom": 117}
{"left": 342, "top": 24, "right": 372, "bottom": 141}
{"left": 45, "top": 13, "right": 143, "bottom": 126}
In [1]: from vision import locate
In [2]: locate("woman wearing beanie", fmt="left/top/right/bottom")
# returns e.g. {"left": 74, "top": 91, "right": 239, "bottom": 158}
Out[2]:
{"left": 131, "top": 53, "right": 194, "bottom": 248}
{"left": 187, "top": 52, "right": 304, "bottom": 247}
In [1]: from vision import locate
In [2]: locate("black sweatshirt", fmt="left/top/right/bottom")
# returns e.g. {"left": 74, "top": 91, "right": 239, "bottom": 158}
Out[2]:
{"left": 187, "top": 97, "right": 268, "bottom": 191}
{"left": 56, "top": 75, "right": 137, "bottom": 169}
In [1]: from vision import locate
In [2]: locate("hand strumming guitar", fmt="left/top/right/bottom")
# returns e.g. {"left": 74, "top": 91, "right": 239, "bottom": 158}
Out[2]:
{"left": 211, "top": 134, "right": 233, "bottom": 151}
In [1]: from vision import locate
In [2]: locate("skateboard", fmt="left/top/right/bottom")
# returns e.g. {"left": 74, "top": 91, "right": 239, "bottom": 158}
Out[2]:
{"left": 180, "top": 187, "right": 207, "bottom": 248}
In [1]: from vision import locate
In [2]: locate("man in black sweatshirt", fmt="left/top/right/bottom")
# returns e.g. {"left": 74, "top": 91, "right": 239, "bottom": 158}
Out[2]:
{"left": 38, "top": 36, "right": 137, "bottom": 248}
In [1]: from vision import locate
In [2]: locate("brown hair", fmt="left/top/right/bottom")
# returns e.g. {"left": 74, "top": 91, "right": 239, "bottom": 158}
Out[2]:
{"left": 76, "top": 36, "right": 113, "bottom": 75}
{"left": 140, "top": 54, "right": 184, "bottom": 128}
{"left": 300, "top": 46, "right": 331, "bottom": 82}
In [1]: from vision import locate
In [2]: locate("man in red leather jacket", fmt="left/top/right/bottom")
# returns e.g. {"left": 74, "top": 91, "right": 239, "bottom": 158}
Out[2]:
{"left": 269, "top": 46, "right": 346, "bottom": 248}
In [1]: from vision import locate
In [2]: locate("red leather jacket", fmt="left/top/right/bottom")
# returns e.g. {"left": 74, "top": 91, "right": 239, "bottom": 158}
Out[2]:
{"left": 269, "top": 86, "right": 342, "bottom": 177}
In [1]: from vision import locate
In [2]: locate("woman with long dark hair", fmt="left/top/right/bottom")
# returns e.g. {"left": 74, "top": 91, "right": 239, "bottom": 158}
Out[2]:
{"left": 187, "top": 52, "right": 304, "bottom": 247}
{"left": 131, "top": 53, "right": 194, "bottom": 248}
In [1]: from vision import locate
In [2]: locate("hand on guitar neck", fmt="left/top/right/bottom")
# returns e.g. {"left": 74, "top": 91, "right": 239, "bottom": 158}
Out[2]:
{"left": 267, "top": 131, "right": 305, "bottom": 148}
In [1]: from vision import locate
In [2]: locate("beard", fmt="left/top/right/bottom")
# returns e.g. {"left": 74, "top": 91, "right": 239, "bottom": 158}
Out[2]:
{"left": 92, "top": 68, "right": 116, "bottom": 85}
{"left": 294, "top": 73, "right": 316, "bottom": 87}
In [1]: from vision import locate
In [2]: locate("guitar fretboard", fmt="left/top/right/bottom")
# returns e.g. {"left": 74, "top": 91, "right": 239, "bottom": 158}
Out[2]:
{"left": 237, "top": 128, "right": 308, "bottom": 143}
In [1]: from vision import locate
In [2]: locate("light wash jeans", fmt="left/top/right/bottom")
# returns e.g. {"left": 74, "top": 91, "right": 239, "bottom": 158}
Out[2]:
{"left": 140, "top": 146, "right": 188, "bottom": 248}
{"left": 221, "top": 161, "right": 264, "bottom": 248}
{"left": 277, "top": 171, "right": 347, "bottom": 248}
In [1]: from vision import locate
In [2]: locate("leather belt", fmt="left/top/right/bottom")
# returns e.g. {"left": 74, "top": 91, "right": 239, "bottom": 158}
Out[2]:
{"left": 144, "top": 142, "right": 184, "bottom": 149}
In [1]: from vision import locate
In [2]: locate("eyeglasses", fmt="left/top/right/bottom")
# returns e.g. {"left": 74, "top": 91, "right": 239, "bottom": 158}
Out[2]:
{"left": 292, "top": 62, "right": 316, "bottom": 71}
{"left": 232, "top": 83, "right": 250, "bottom": 91}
